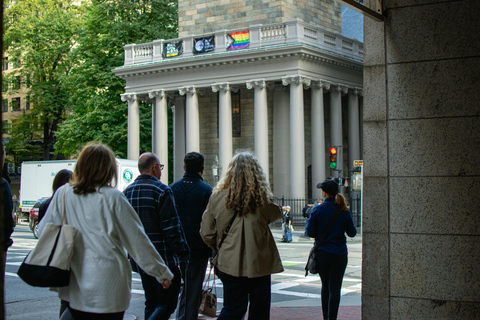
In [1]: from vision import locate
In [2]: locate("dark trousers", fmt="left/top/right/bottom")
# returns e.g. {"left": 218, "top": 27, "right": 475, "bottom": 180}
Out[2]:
{"left": 316, "top": 251, "right": 348, "bottom": 320}
{"left": 217, "top": 270, "right": 271, "bottom": 320}
{"left": 140, "top": 266, "right": 181, "bottom": 320}
{"left": 176, "top": 256, "right": 209, "bottom": 320}
{"left": 67, "top": 308, "right": 124, "bottom": 320}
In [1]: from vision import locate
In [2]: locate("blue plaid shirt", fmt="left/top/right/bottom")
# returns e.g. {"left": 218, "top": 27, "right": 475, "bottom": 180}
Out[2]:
{"left": 123, "top": 175, "right": 190, "bottom": 269}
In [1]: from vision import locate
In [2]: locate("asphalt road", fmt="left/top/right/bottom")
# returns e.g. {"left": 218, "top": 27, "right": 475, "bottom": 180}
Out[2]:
{"left": 5, "top": 222, "right": 362, "bottom": 319}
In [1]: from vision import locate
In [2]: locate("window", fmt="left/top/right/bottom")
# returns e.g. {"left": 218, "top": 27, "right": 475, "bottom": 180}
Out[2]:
{"left": 2, "top": 120, "right": 10, "bottom": 134}
{"left": 2, "top": 57, "right": 8, "bottom": 71}
{"left": 2, "top": 80, "right": 8, "bottom": 93}
{"left": 26, "top": 74, "right": 31, "bottom": 88}
{"left": 12, "top": 97, "right": 20, "bottom": 111}
{"left": 2, "top": 99, "right": 8, "bottom": 112}
{"left": 12, "top": 59, "right": 20, "bottom": 69}
{"left": 13, "top": 76, "right": 21, "bottom": 90}
{"left": 232, "top": 91, "right": 241, "bottom": 137}
{"left": 26, "top": 96, "right": 31, "bottom": 110}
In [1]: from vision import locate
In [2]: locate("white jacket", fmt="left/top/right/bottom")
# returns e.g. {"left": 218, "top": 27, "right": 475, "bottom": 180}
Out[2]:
{"left": 38, "top": 184, "right": 173, "bottom": 313}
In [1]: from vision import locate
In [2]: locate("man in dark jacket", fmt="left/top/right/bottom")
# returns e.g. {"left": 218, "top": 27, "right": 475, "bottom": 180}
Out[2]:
{"left": 124, "top": 152, "right": 190, "bottom": 320}
{"left": 170, "top": 152, "right": 213, "bottom": 320}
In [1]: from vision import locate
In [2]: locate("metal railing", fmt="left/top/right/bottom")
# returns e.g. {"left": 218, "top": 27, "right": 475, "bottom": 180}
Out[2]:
{"left": 272, "top": 196, "right": 361, "bottom": 229}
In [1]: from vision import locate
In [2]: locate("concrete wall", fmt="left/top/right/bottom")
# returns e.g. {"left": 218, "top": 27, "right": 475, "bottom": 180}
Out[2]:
{"left": 362, "top": 0, "right": 480, "bottom": 318}
{"left": 178, "top": 0, "right": 342, "bottom": 37}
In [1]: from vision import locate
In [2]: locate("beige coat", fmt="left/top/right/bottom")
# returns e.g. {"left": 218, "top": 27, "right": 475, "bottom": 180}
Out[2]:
{"left": 200, "top": 189, "right": 284, "bottom": 278}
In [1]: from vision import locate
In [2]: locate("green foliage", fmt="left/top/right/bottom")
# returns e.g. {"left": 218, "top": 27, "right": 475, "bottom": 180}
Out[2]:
{"left": 54, "top": 0, "right": 178, "bottom": 157}
{"left": 4, "top": 0, "right": 84, "bottom": 160}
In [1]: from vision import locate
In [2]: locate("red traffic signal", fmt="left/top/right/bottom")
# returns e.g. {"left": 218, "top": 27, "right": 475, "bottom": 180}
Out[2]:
{"left": 329, "top": 147, "right": 337, "bottom": 155}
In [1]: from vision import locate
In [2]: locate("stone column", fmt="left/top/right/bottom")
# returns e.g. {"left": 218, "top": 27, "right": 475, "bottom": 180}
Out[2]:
{"left": 121, "top": 93, "right": 139, "bottom": 160}
{"left": 311, "top": 80, "right": 330, "bottom": 199}
{"left": 273, "top": 85, "right": 290, "bottom": 197}
{"left": 149, "top": 89, "right": 168, "bottom": 184}
{"left": 212, "top": 83, "right": 232, "bottom": 180}
{"left": 282, "top": 75, "right": 311, "bottom": 198}
{"left": 330, "top": 84, "right": 348, "bottom": 174}
{"left": 246, "top": 79, "right": 269, "bottom": 178}
{"left": 179, "top": 86, "right": 200, "bottom": 153}
{"left": 348, "top": 88, "right": 362, "bottom": 172}
{"left": 173, "top": 95, "right": 186, "bottom": 181}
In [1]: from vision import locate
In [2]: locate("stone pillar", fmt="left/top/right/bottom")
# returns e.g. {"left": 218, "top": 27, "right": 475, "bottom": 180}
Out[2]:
{"left": 212, "top": 83, "right": 233, "bottom": 180}
{"left": 273, "top": 85, "right": 290, "bottom": 198}
{"left": 173, "top": 95, "right": 186, "bottom": 181}
{"left": 179, "top": 86, "right": 200, "bottom": 153}
{"left": 246, "top": 79, "right": 269, "bottom": 177}
{"left": 348, "top": 88, "right": 362, "bottom": 172}
{"left": 149, "top": 89, "right": 168, "bottom": 184}
{"left": 362, "top": 2, "right": 480, "bottom": 318}
{"left": 282, "top": 75, "right": 311, "bottom": 198}
{"left": 311, "top": 80, "right": 330, "bottom": 199}
{"left": 121, "top": 93, "right": 139, "bottom": 160}
{"left": 330, "top": 84, "right": 348, "bottom": 174}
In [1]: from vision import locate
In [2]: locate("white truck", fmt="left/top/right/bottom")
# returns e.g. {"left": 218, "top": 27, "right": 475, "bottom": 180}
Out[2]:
{"left": 19, "top": 159, "right": 140, "bottom": 214}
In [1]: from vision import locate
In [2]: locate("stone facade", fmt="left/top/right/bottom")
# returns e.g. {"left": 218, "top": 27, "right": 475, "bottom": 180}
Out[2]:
{"left": 178, "top": 0, "right": 341, "bottom": 37}
{"left": 362, "top": 0, "right": 480, "bottom": 318}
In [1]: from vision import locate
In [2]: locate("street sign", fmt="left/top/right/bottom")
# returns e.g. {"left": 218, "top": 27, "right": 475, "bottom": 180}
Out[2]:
{"left": 353, "top": 160, "right": 364, "bottom": 167}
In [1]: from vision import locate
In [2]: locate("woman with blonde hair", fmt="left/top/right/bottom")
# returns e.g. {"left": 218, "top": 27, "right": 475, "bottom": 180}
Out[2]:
{"left": 200, "top": 151, "right": 283, "bottom": 320}
{"left": 306, "top": 180, "right": 357, "bottom": 320}
{"left": 39, "top": 142, "right": 173, "bottom": 320}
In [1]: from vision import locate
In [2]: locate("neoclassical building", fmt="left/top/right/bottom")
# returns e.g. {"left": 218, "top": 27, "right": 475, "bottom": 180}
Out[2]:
{"left": 113, "top": 3, "right": 363, "bottom": 201}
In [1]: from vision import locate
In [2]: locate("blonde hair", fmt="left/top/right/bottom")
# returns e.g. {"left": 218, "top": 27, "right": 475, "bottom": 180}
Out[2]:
{"left": 214, "top": 151, "right": 273, "bottom": 216}
{"left": 71, "top": 142, "right": 117, "bottom": 195}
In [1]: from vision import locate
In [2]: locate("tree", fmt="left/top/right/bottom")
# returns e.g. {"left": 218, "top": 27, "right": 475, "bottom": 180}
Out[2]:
{"left": 3, "top": 0, "right": 84, "bottom": 160}
{"left": 54, "top": 0, "right": 178, "bottom": 157}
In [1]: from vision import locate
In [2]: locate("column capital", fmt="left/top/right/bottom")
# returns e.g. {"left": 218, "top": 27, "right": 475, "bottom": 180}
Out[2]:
{"left": 312, "top": 80, "right": 331, "bottom": 91}
{"left": 212, "top": 83, "right": 230, "bottom": 93}
{"left": 246, "top": 79, "right": 266, "bottom": 90}
{"left": 148, "top": 89, "right": 165, "bottom": 99}
{"left": 120, "top": 93, "right": 137, "bottom": 102}
{"left": 282, "top": 75, "right": 312, "bottom": 87}
{"left": 332, "top": 84, "right": 349, "bottom": 95}
{"left": 351, "top": 87, "right": 363, "bottom": 97}
{"left": 178, "top": 86, "right": 196, "bottom": 96}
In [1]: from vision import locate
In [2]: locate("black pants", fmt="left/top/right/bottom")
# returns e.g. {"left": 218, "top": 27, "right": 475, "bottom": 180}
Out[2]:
{"left": 68, "top": 308, "right": 124, "bottom": 320}
{"left": 217, "top": 270, "right": 271, "bottom": 320}
{"left": 316, "top": 251, "right": 348, "bottom": 320}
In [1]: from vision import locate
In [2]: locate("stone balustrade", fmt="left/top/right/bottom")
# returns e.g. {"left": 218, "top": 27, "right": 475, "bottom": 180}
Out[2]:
{"left": 123, "top": 18, "right": 363, "bottom": 66}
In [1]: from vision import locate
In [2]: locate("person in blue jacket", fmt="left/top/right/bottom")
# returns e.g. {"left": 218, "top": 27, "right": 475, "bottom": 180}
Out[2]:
{"left": 306, "top": 180, "right": 356, "bottom": 320}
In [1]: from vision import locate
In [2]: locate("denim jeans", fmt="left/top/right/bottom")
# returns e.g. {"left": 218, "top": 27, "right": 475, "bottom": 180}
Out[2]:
{"left": 140, "top": 266, "right": 181, "bottom": 320}
{"left": 217, "top": 270, "right": 271, "bottom": 320}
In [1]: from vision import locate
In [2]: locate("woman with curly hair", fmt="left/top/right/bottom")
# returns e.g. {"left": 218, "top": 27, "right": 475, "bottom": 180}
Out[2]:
{"left": 200, "top": 151, "right": 284, "bottom": 320}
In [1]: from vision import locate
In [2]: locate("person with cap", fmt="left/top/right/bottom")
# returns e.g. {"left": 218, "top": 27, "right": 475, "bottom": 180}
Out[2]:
{"left": 306, "top": 179, "right": 357, "bottom": 320}
{"left": 169, "top": 152, "right": 213, "bottom": 320}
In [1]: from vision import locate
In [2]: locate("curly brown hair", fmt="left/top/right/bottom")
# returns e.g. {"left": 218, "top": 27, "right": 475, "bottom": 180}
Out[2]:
{"left": 214, "top": 151, "right": 273, "bottom": 216}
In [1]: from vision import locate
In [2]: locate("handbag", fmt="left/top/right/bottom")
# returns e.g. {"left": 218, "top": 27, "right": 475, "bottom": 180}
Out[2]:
{"left": 305, "top": 206, "right": 341, "bottom": 276}
{"left": 199, "top": 263, "right": 217, "bottom": 317}
{"left": 17, "top": 187, "right": 77, "bottom": 287}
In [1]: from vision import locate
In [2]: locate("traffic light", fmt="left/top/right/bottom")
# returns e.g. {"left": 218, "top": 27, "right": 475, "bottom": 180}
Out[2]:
{"left": 329, "top": 147, "right": 337, "bottom": 170}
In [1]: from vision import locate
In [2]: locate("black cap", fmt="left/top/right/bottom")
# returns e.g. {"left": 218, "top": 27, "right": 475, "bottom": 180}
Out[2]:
{"left": 316, "top": 179, "right": 338, "bottom": 195}
{"left": 184, "top": 152, "right": 204, "bottom": 173}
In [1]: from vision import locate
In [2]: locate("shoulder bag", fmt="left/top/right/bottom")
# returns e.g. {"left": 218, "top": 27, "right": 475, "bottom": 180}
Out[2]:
{"left": 199, "top": 262, "right": 217, "bottom": 317}
{"left": 305, "top": 206, "right": 341, "bottom": 276}
{"left": 17, "top": 187, "right": 77, "bottom": 287}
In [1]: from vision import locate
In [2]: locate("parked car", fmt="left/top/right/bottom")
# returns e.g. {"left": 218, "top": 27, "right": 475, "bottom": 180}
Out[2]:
{"left": 29, "top": 197, "right": 49, "bottom": 239}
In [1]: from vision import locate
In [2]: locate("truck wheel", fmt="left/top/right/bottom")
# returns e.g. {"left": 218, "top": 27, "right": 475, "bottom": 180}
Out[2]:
{"left": 33, "top": 222, "right": 39, "bottom": 239}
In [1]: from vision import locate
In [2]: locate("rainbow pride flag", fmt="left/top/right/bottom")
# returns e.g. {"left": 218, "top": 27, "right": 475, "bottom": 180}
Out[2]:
{"left": 227, "top": 31, "right": 250, "bottom": 50}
